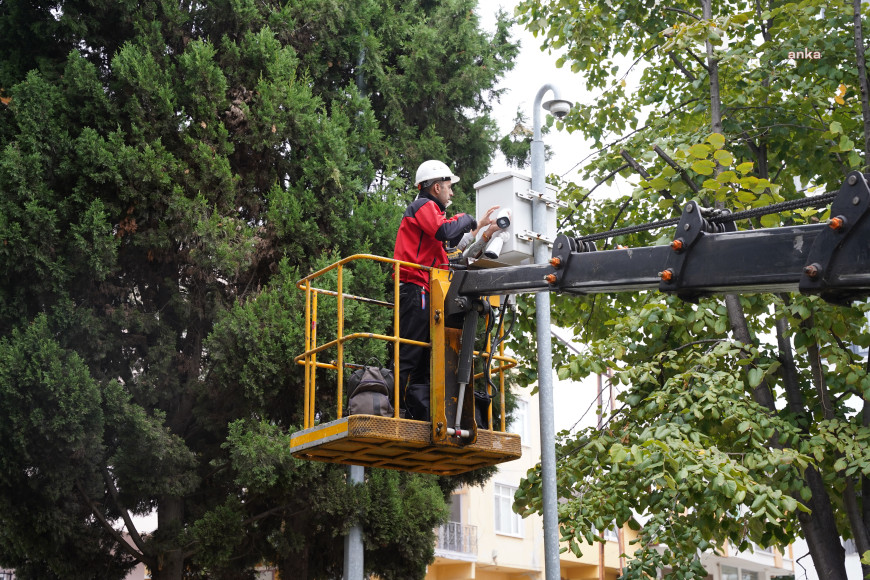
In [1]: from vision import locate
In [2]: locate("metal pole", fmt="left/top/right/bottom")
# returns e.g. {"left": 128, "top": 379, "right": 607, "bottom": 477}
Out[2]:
{"left": 344, "top": 38, "right": 367, "bottom": 580}
{"left": 532, "top": 83, "right": 562, "bottom": 580}
{"left": 343, "top": 465, "right": 364, "bottom": 580}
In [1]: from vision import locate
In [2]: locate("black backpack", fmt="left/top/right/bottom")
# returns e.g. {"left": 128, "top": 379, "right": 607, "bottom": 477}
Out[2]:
{"left": 347, "top": 363, "right": 394, "bottom": 417}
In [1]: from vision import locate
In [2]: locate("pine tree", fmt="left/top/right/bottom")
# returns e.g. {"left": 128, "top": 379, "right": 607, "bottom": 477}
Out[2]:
{"left": 0, "top": 0, "right": 518, "bottom": 578}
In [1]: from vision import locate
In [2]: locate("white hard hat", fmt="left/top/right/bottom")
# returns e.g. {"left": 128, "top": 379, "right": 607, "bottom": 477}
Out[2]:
{"left": 414, "top": 159, "right": 460, "bottom": 188}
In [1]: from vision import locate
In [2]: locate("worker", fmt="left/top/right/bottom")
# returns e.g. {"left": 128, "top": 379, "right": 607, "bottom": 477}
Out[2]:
{"left": 391, "top": 159, "right": 500, "bottom": 420}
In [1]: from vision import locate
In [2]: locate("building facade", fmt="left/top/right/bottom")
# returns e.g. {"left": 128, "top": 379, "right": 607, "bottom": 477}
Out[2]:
{"left": 427, "top": 384, "right": 797, "bottom": 580}
{"left": 427, "top": 393, "right": 637, "bottom": 580}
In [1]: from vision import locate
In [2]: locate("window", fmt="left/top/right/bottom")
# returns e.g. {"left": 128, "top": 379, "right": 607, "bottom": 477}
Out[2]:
{"left": 747, "top": 539, "right": 773, "bottom": 555}
{"left": 448, "top": 492, "right": 462, "bottom": 524}
{"left": 721, "top": 565, "right": 758, "bottom": 580}
{"left": 508, "top": 398, "right": 529, "bottom": 441}
{"left": 494, "top": 483, "right": 523, "bottom": 536}
{"left": 591, "top": 523, "right": 620, "bottom": 542}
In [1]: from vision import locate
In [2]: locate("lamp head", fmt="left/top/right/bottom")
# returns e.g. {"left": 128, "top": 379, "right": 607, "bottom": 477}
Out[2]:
{"left": 542, "top": 98, "right": 573, "bottom": 119}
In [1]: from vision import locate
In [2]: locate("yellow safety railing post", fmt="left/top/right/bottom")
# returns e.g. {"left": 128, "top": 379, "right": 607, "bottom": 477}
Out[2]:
{"left": 499, "top": 320, "right": 507, "bottom": 432}
{"left": 392, "top": 261, "right": 401, "bottom": 418}
{"left": 310, "top": 292, "right": 318, "bottom": 428}
{"left": 337, "top": 265, "right": 345, "bottom": 419}
{"left": 304, "top": 279, "right": 312, "bottom": 429}
{"left": 486, "top": 309, "right": 494, "bottom": 431}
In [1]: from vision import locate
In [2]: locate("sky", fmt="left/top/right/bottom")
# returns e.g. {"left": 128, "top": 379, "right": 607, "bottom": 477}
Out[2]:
{"left": 476, "top": 0, "right": 593, "bottom": 182}
{"left": 473, "top": 0, "right": 609, "bottom": 435}
{"left": 475, "top": 0, "right": 641, "bottom": 200}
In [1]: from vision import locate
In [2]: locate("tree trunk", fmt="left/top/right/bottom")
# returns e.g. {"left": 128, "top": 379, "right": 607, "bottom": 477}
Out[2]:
{"left": 777, "top": 314, "right": 847, "bottom": 577}
{"left": 852, "top": 3, "right": 870, "bottom": 572}
{"left": 701, "top": 0, "right": 847, "bottom": 574}
{"left": 799, "top": 467, "right": 848, "bottom": 578}
{"left": 864, "top": 393, "right": 870, "bottom": 577}
{"left": 702, "top": 0, "right": 722, "bottom": 137}
{"left": 853, "top": 0, "right": 870, "bottom": 165}
{"left": 153, "top": 495, "right": 185, "bottom": 580}
{"left": 774, "top": 313, "right": 803, "bottom": 415}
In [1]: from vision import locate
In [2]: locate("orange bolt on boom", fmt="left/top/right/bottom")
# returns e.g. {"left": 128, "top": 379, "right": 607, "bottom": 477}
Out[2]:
{"left": 659, "top": 269, "right": 674, "bottom": 282}
{"left": 829, "top": 216, "right": 845, "bottom": 231}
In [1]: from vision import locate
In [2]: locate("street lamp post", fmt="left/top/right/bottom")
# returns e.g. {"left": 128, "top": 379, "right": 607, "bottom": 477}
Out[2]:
{"left": 531, "top": 83, "right": 573, "bottom": 580}
{"left": 343, "top": 464, "right": 364, "bottom": 580}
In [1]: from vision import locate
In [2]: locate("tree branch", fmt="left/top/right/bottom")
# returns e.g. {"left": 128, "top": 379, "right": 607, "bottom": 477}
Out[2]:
{"left": 602, "top": 197, "right": 633, "bottom": 250}
{"left": 618, "top": 46, "right": 658, "bottom": 87}
{"left": 619, "top": 150, "right": 677, "bottom": 210}
{"left": 739, "top": 131, "right": 761, "bottom": 158}
{"left": 620, "top": 150, "right": 653, "bottom": 180}
{"left": 180, "top": 505, "right": 308, "bottom": 560}
{"left": 662, "top": 6, "right": 702, "bottom": 21}
{"left": 774, "top": 307, "right": 805, "bottom": 416}
{"left": 76, "top": 481, "right": 158, "bottom": 571}
{"left": 725, "top": 295, "right": 776, "bottom": 411}
{"left": 558, "top": 164, "right": 630, "bottom": 229}
{"left": 843, "top": 479, "right": 870, "bottom": 566}
{"left": 672, "top": 338, "right": 724, "bottom": 352}
{"left": 770, "top": 162, "right": 784, "bottom": 184}
{"left": 853, "top": 0, "right": 870, "bottom": 167}
{"left": 560, "top": 98, "right": 703, "bottom": 178}
{"left": 801, "top": 315, "right": 835, "bottom": 421}
{"left": 243, "top": 504, "right": 306, "bottom": 527}
{"left": 652, "top": 145, "right": 700, "bottom": 193}
{"left": 810, "top": 101, "right": 849, "bottom": 174}
{"left": 685, "top": 49, "right": 711, "bottom": 73}
{"left": 102, "top": 466, "right": 150, "bottom": 555}
{"left": 668, "top": 52, "right": 697, "bottom": 82}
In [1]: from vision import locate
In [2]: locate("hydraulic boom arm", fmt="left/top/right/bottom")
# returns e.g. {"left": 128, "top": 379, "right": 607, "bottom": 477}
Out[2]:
{"left": 447, "top": 171, "right": 870, "bottom": 308}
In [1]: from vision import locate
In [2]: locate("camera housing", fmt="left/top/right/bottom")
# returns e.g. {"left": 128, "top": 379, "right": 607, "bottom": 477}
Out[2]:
{"left": 483, "top": 231, "right": 509, "bottom": 260}
{"left": 495, "top": 208, "right": 511, "bottom": 229}
{"left": 542, "top": 98, "right": 573, "bottom": 120}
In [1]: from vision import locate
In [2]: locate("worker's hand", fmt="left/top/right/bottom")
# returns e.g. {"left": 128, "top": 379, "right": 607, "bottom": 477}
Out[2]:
{"left": 481, "top": 223, "right": 501, "bottom": 241}
{"left": 477, "top": 205, "right": 500, "bottom": 229}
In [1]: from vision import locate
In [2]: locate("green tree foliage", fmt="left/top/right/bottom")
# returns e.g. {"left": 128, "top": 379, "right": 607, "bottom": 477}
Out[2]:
{"left": 0, "top": 0, "right": 518, "bottom": 578}
{"left": 510, "top": 0, "right": 870, "bottom": 578}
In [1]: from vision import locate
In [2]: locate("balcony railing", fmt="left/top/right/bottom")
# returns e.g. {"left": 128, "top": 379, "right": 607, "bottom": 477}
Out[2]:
{"left": 435, "top": 522, "right": 478, "bottom": 557}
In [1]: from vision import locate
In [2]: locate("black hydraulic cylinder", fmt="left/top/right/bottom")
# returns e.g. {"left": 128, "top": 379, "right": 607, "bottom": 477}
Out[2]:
{"left": 451, "top": 221, "right": 870, "bottom": 301}
{"left": 452, "top": 227, "right": 820, "bottom": 298}
{"left": 449, "top": 172, "right": 870, "bottom": 305}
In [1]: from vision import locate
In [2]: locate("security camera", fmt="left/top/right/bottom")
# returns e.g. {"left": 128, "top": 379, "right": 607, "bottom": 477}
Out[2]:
{"left": 483, "top": 231, "right": 509, "bottom": 260}
{"left": 543, "top": 98, "right": 573, "bottom": 120}
{"left": 495, "top": 208, "right": 512, "bottom": 229}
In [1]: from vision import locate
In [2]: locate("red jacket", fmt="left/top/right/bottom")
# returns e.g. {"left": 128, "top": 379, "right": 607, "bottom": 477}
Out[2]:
{"left": 393, "top": 192, "right": 476, "bottom": 290}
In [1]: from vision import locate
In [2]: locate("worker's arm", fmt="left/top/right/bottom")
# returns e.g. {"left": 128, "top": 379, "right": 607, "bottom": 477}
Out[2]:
{"left": 413, "top": 201, "right": 477, "bottom": 244}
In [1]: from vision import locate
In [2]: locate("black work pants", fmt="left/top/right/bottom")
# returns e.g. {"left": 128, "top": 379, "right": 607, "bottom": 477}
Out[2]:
{"left": 390, "top": 283, "right": 430, "bottom": 414}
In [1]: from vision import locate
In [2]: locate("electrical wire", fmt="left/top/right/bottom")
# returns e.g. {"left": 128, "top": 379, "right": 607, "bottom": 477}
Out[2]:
{"left": 484, "top": 299, "right": 514, "bottom": 393}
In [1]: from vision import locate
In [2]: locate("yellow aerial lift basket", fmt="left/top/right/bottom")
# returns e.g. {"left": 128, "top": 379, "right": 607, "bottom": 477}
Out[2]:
{"left": 290, "top": 255, "right": 522, "bottom": 476}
